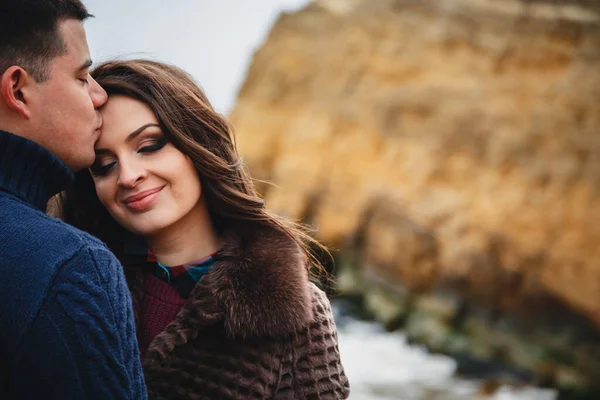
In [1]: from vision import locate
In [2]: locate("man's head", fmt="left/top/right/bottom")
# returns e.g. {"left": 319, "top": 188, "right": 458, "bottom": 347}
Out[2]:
{"left": 0, "top": 0, "right": 107, "bottom": 171}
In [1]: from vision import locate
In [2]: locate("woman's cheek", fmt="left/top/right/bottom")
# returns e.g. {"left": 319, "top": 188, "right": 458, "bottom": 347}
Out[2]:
{"left": 94, "top": 181, "right": 114, "bottom": 209}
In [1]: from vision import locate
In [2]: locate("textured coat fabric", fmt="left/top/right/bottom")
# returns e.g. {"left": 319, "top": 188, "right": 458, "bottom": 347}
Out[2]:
{"left": 126, "top": 225, "right": 350, "bottom": 399}
{"left": 0, "top": 130, "right": 147, "bottom": 399}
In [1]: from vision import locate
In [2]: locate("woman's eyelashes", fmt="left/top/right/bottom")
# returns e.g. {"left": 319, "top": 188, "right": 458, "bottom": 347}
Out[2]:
{"left": 90, "top": 137, "right": 168, "bottom": 177}
{"left": 90, "top": 160, "right": 116, "bottom": 177}
{"left": 138, "top": 137, "right": 167, "bottom": 153}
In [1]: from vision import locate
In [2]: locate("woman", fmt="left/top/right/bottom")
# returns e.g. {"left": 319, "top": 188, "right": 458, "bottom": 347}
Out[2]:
{"left": 60, "top": 59, "right": 349, "bottom": 400}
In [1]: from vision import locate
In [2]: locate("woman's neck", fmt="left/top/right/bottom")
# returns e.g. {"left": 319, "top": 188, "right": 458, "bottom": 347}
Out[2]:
{"left": 145, "top": 200, "right": 221, "bottom": 266}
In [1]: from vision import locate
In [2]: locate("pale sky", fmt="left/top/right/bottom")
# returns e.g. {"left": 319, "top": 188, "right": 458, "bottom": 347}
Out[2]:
{"left": 83, "top": 0, "right": 311, "bottom": 113}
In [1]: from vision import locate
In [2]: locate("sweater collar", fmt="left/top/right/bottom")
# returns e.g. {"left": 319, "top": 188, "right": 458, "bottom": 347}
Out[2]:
{"left": 0, "top": 130, "right": 74, "bottom": 211}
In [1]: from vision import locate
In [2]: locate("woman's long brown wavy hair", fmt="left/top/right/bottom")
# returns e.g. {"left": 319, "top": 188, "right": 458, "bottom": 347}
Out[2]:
{"left": 60, "top": 59, "right": 328, "bottom": 279}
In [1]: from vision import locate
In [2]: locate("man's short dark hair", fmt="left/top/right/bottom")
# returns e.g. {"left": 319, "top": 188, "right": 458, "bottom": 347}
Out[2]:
{"left": 0, "top": 0, "right": 92, "bottom": 82}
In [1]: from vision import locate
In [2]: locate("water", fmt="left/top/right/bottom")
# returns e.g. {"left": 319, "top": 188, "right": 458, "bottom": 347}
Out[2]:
{"left": 335, "top": 312, "right": 558, "bottom": 400}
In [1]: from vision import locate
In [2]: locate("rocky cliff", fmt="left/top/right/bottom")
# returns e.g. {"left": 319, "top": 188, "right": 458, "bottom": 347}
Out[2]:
{"left": 230, "top": 0, "right": 600, "bottom": 391}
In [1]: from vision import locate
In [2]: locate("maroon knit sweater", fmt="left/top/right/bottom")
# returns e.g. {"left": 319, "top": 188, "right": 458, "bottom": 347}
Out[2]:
{"left": 138, "top": 273, "right": 186, "bottom": 358}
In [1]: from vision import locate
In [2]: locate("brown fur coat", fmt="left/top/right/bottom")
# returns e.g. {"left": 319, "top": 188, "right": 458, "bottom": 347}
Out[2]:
{"left": 125, "top": 226, "right": 350, "bottom": 399}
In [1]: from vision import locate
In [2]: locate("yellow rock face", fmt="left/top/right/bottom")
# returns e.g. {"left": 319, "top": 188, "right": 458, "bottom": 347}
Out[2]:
{"left": 230, "top": 0, "right": 600, "bottom": 326}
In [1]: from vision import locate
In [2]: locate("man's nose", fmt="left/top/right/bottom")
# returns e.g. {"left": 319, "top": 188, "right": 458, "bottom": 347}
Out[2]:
{"left": 88, "top": 75, "right": 108, "bottom": 109}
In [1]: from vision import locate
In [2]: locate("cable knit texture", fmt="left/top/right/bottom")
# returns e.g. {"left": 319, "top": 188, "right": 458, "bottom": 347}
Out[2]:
{"left": 125, "top": 225, "right": 350, "bottom": 399}
{"left": 0, "top": 130, "right": 147, "bottom": 399}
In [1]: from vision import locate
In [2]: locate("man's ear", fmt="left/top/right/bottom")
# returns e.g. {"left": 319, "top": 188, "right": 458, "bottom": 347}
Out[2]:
{"left": 0, "top": 66, "right": 34, "bottom": 119}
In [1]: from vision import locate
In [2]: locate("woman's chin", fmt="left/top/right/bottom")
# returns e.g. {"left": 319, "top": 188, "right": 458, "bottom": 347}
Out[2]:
{"left": 123, "top": 222, "right": 165, "bottom": 238}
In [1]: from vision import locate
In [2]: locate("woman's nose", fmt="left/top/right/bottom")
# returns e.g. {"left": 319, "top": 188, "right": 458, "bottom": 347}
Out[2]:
{"left": 117, "top": 159, "right": 147, "bottom": 188}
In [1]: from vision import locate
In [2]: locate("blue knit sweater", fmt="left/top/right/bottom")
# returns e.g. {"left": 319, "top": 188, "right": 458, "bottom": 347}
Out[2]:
{"left": 0, "top": 130, "right": 147, "bottom": 399}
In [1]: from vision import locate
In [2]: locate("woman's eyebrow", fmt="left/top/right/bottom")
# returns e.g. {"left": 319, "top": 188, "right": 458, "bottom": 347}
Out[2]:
{"left": 94, "top": 123, "right": 161, "bottom": 154}
{"left": 125, "top": 123, "right": 161, "bottom": 143}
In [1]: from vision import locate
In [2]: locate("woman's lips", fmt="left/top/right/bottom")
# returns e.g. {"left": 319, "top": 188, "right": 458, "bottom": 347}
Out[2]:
{"left": 123, "top": 186, "right": 164, "bottom": 211}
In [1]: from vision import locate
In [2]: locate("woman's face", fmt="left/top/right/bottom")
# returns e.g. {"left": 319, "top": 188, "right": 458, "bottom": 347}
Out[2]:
{"left": 91, "top": 94, "right": 204, "bottom": 237}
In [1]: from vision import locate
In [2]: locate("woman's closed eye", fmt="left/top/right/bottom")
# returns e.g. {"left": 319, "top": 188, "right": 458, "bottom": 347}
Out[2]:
{"left": 90, "top": 159, "right": 116, "bottom": 177}
{"left": 90, "top": 138, "right": 168, "bottom": 177}
{"left": 138, "top": 137, "right": 167, "bottom": 153}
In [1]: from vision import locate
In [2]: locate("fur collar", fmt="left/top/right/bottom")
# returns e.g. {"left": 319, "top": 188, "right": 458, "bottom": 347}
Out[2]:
{"left": 128, "top": 224, "right": 314, "bottom": 360}
{"left": 200, "top": 225, "right": 313, "bottom": 338}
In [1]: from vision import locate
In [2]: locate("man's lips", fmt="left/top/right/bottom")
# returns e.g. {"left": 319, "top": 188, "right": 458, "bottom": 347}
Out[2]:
{"left": 123, "top": 186, "right": 165, "bottom": 211}
{"left": 95, "top": 113, "right": 103, "bottom": 130}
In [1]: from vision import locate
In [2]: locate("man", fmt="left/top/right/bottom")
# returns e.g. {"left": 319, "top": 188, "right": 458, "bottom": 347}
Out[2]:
{"left": 0, "top": 1, "right": 147, "bottom": 398}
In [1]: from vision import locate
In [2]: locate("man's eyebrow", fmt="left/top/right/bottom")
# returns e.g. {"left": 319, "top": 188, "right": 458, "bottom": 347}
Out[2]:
{"left": 94, "top": 123, "right": 161, "bottom": 155}
{"left": 78, "top": 59, "right": 93, "bottom": 72}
